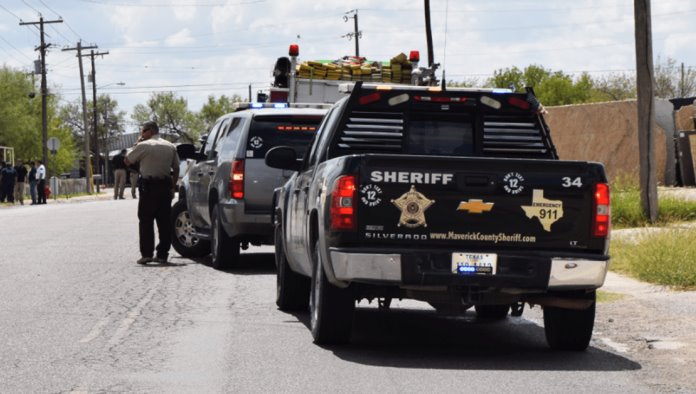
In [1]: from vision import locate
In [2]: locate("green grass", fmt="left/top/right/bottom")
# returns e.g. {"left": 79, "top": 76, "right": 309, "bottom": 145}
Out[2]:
{"left": 610, "top": 228, "right": 696, "bottom": 290}
{"left": 611, "top": 177, "right": 696, "bottom": 228}
{"left": 597, "top": 290, "right": 625, "bottom": 303}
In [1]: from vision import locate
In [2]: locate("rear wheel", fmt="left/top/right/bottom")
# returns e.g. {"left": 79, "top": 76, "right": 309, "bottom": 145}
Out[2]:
{"left": 211, "top": 204, "right": 239, "bottom": 270}
{"left": 544, "top": 291, "right": 596, "bottom": 351}
{"left": 310, "top": 242, "right": 354, "bottom": 344}
{"left": 171, "top": 199, "right": 210, "bottom": 258}
{"left": 475, "top": 304, "right": 510, "bottom": 320}
{"left": 275, "top": 225, "right": 310, "bottom": 311}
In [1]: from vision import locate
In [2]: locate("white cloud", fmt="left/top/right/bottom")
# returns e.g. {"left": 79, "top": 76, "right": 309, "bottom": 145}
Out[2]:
{"left": 165, "top": 28, "right": 195, "bottom": 47}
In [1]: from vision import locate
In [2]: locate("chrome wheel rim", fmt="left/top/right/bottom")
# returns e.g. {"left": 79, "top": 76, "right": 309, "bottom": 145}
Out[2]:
{"left": 174, "top": 210, "right": 199, "bottom": 247}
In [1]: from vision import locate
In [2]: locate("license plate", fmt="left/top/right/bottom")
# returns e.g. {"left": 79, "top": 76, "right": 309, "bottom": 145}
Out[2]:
{"left": 452, "top": 253, "right": 497, "bottom": 275}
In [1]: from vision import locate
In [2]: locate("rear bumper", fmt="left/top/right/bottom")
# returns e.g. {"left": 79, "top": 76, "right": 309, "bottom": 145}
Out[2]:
{"left": 219, "top": 199, "right": 273, "bottom": 242}
{"left": 329, "top": 249, "right": 608, "bottom": 290}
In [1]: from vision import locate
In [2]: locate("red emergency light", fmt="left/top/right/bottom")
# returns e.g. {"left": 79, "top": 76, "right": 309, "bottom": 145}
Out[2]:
{"left": 409, "top": 50, "right": 420, "bottom": 62}
{"left": 289, "top": 44, "right": 299, "bottom": 57}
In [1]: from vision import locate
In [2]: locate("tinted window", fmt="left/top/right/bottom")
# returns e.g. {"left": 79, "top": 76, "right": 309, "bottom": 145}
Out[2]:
{"left": 408, "top": 113, "right": 473, "bottom": 155}
{"left": 245, "top": 115, "right": 323, "bottom": 159}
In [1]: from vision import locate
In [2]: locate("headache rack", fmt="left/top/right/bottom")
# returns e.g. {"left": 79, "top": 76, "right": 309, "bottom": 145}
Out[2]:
{"left": 331, "top": 82, "right": 558, "bottom": 159}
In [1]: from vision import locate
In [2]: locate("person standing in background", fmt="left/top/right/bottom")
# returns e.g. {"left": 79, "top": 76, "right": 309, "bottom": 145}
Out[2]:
{"left": 112, "top": 149, "right": 127, "bottom": 200}
{"left": 36, "top": 160, "right": 46, "bottom": 204}
{"left": 14, "top": 160, "right": 28, "bottom": 205}
{"left": 28, "top": 161, "right": 37, "bottom": 205}
{"left": 128, "top": 161, "right": 140, "bottom": 199}
{"left": 0, "top": 161, "right": 16, "bottom": 203}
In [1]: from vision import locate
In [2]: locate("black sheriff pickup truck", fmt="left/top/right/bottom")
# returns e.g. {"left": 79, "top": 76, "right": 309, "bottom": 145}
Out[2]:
{"left": 265, "top": 82, "right": 610, "bottom": 351}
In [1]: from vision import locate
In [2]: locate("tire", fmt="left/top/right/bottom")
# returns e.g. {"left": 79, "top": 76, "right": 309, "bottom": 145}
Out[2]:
{"left": 171, "top": 200, "right": 210, "bottom": 258}
{"left": 309, "top": 242, "right": 354, "bottom": 344}
{"left": 544, "top": 291, "right": 596, "bottom": 351}
{"left": 475, "top": 304, "right": 510, "bottom": 320}
{"left": 210, "top": 204, "right": 239, "bottom": 270}
{"left": 275, "top": 225, "right": 310, "bottom": 311}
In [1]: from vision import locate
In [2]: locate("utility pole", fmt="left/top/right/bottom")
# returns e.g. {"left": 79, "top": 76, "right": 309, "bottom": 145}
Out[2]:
{"left": 84, "top": 49, "right": 109, "bottom": 182}
{"left": 63, "top": 41, "right": 98, "bottom": 194}
{"left": 634, "top": 0, "right": 658, "bottom": 222}
{"left": 19, "top": 16, "right": 63, "bottom": 168}
{"left": 343, "top": 10, "right": 362, "bottom": 57}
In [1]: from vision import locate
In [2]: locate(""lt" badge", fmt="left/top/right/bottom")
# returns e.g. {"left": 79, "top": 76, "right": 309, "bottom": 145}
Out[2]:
{"left": 391, "top": 185, "right": 435, "bottom": 228}
{"left": 457, "top": 199, "right": 494, "bottom": 214}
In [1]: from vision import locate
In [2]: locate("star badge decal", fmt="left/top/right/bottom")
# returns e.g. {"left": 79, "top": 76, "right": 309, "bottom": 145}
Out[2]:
{"left": 391, "top": 185, "right": 435, "bottom": 228}
{"left": 457, "top": 199, "right": 494, "bottom": 214}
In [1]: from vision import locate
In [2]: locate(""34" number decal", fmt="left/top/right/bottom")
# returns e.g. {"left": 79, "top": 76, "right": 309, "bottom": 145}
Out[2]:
{"left": 561, "top": 177, "right": 583, "bottom": 188}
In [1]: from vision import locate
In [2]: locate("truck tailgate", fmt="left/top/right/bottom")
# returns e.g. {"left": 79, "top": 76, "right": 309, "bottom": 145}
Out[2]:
{"left": 356, "top": 154, "right": 607, "bottom": 253}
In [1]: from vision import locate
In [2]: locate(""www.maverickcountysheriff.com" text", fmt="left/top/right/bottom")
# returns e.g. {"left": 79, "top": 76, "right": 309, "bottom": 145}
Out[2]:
{"left": 429, "top": 231, "right": 536, "bottom": 243}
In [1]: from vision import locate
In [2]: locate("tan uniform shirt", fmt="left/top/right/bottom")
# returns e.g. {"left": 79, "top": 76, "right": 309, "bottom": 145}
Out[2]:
{"left": 126, "top": 135, "right": 179, "bottom": 178}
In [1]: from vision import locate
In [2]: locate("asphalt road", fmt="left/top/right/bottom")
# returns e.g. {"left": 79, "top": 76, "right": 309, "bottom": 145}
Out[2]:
{"left": 0, "top": 198, "right": 671, "bottom": 393}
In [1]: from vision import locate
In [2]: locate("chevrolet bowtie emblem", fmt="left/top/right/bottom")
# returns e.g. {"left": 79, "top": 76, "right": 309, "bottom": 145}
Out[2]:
{"left": 457, "top": 199, "right": 494, "bottom": 214}
{"left": 391, "top": 185, "right": 435, "bottom": 228}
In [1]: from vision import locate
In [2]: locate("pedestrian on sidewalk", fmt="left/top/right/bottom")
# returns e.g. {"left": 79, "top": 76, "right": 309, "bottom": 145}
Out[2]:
{"left": 0, "top": 161, "right": 17, "bottom": 203}
{"left": 112, "top": 149, "right": 127, "bottom": 200}
{"left": 28, "top": 161, "right": 37, "bottom": 205}
{"left": 36, "top": 160, "right": 46, "bottom": 204}
{"left": 125, "top": 121, "right": 179, "bottom": 265}
{"left": 14, "top": 160, "right": 28, "bottom": 205}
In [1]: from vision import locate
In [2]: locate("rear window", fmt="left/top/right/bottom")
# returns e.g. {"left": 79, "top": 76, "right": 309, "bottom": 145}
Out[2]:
{"left": 408, "top": 112, "right": 474, "bottom": 155}
{"left": 245, "top": 115, "right": 323, "bottom": 159}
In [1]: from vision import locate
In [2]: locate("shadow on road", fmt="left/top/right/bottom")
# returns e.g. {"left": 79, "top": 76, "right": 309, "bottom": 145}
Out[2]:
{"left": 186, "top": 252, "right": 276, "bottom": 275}
{"left": 289, "top": 307, "right": 641, "bottom": 372}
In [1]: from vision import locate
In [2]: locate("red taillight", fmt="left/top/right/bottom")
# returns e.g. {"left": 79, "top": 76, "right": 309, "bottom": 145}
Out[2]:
{"left": 359, "top": 92, "right": 381, "bottom": 105}
{"left": 593, "top": 183, "right": 610, "bottom": 237}
{"left": 330, "top": 175, "right": 357, "bottom": 231}
{"left": 508, "top": 96, "right": 530, "bottom": 110}
{"left": 230, "top": 160, "right": 244, "bottom": 199}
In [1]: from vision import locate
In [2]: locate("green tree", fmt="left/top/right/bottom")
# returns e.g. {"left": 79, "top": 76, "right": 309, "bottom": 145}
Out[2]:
{"left": 488, "top": 66, "right": 525, "bottom": 91}
{"left": 485, "top": 65, "right": 594, "bottom": 106}
{"left": 59, "top": 94, "right": 126, "bottom": 161}
{"left": 0, "top": 66, "right": 75, "bottom": 173}
{"left": 0, "top": 66, "right": 40, "bottom": 160}
{"left": 132, "top": 91, "right": 203, "bottom": 144}
{"left": 198, "top": 94, "right": 243, "bottom": 133}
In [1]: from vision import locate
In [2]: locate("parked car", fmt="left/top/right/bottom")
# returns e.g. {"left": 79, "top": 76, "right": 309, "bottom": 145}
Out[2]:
{"left": 172, "top": 103, "right": 329, "bottom": 269}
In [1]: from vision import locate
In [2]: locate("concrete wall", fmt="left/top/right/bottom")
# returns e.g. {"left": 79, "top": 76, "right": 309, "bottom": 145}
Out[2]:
{"left": 545, "top": 99, "right": 672, "bottom": 184}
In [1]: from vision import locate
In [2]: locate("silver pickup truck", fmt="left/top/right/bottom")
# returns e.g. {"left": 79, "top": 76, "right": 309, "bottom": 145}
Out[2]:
{"left": 172, "top": 103, "right": 328, "bottom": 269}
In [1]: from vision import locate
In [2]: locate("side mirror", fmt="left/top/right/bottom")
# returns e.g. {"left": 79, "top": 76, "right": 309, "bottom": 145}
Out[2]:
{"left": 177, "top": 144, "right": 205, "bottom": 161}
{"left": 265, "top": 146, "right": 301, "bottom": 171}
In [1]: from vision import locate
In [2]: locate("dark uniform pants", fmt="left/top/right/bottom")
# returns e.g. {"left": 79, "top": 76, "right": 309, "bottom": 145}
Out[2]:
{"left": 137, "top": 178, "right": 173, "bottom": 258}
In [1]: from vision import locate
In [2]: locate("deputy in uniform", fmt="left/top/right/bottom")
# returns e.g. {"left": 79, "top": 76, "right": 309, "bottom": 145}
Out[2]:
{"left": 125, "top": 121, "right": 179, "bottom": 264}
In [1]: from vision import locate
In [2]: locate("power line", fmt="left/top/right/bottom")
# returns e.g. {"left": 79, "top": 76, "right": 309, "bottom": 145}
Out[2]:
{"left": 21, "top": 0, "right": 41, "bottom": 15}
{"left": 35, "top": 0, "right": 83, "bottom": 41}
{"left": 0, "top": 35, "right": 35, "bottom": 62}
{"left": 0, "top": 4, "right": 22, "bottom": 20}
{"left": 74, "top": 0, "right": 265, "bottom": 7}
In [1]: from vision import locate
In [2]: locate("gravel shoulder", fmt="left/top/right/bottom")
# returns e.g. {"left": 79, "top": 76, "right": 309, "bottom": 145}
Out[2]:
{"left": 596, "top": 271, "right": 696, "bottom": 392}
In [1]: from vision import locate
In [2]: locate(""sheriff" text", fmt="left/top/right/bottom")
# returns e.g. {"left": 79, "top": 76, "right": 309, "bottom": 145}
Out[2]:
{"left": 370, "top": 171, "right": 454, "bottom": 185}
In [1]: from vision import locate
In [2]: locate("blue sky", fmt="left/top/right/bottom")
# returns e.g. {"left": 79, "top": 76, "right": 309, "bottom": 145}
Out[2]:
{"left": 1, "top": 0, "right": 695, "bottom": 129}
